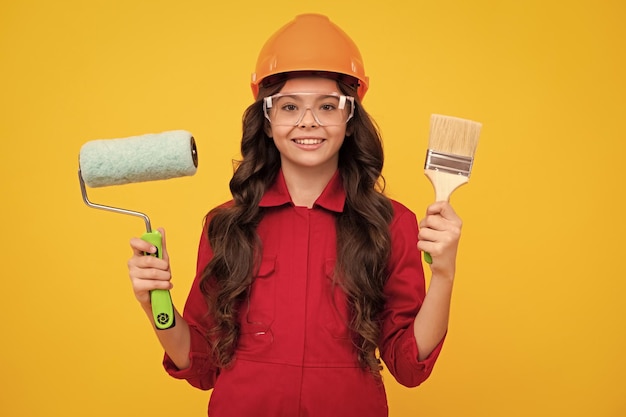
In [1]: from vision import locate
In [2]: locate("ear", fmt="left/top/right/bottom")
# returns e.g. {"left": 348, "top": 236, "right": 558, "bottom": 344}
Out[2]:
{"left": 264, "top": 123, "right": 273, "bottom": 138}
{"left": 345, "top": 123, "right": 354, "bottom": 137}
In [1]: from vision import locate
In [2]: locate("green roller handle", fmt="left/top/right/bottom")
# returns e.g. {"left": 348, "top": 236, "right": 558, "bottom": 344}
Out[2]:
{"left": 424, "top": 252, "right": 433, "bottom": 264}
{"left": 141, "top": 231, "right": 175, "bottom": 330}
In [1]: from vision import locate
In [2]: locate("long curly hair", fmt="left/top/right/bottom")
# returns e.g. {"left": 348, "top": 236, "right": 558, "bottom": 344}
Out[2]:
{"left": 199, "top": 78, "right": 394, "bottom": 377}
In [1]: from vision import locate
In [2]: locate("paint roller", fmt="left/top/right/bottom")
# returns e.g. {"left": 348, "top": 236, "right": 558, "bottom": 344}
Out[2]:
{"left": 78, "top": 130, "right": 198, "bottom": 330}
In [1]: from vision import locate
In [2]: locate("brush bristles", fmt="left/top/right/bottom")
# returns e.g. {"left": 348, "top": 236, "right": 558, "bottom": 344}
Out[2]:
{"left": 428, "top": 114, "right": 482, "bottom": 157}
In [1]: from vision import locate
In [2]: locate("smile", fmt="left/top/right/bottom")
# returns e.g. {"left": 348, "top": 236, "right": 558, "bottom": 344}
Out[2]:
{"left": 293, "top": 138, "right": 324, "bottom": 145}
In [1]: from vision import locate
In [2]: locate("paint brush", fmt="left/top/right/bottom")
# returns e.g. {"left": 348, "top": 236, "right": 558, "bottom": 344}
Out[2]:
{"left": 423, "top": 114, "right": 482, "bottom": 264}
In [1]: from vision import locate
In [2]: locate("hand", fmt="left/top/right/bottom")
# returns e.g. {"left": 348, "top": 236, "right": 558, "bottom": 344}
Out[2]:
{"left": 417, "top": 202, "right": 462, "bottom": 279}
{"left": 127, "top": 227, "right": 173, "bottom": 307}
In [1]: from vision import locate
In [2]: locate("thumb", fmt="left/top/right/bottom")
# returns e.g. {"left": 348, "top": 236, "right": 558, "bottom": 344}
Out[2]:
{"left": 426, "top": 201, "right": 457, "bottom": 220}
{"left": 157, "top": 227, "right": 169, "bottom": 262}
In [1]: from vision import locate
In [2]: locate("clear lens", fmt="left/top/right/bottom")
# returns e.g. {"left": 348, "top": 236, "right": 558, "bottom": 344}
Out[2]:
{"left": 264, "top": 93, "right": 355, "bottom": 126}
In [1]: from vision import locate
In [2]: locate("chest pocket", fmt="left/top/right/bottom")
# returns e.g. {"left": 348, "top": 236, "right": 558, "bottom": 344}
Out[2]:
{"left": 238, "top": 256, "right": 277, "bottom": 351}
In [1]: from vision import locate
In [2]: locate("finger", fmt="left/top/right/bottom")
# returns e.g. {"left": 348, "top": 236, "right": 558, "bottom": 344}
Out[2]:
{"left": 130, "top": 274, "right": 173, "bottom": 292}
{"left": 421, "top": 212, "right": 458, "bottom": 233}
{"left": 423, "top": 207, "right": 462, "bottom": 232}
{"left": 128, "top": 262, "right": 172, "bottom": 281}
{"left": 419, "top": 214, "right": 447, "bottom": 232}
{"left": 419, "top": 217, "right": 462, "bottom": 248}
{"left": 417, "top": 240, "right": 438, "bottom": 257}
{"left": 130, "top": 237, "right": 157, "bottom": 256}
{"left": 418, "top": 230, "right": 459, "bottom": 259}
{"left": 128, "top": 253, "right": 169, "bottom": 271}
{"left": 421, "top": 218, "right": 462, "bottom": 241}
{"left": 418, "top": 229, "right": 438, "bottom": 246}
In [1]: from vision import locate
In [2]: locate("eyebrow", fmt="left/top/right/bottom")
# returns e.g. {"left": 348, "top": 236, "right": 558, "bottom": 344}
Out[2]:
{"left": 276, "top": 92, "right": 341, "bottom": 95}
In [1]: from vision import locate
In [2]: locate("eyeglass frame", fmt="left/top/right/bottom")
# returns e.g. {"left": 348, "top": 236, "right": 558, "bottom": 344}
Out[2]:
{"left": 263, "top": 92, "right": 355, "bottom": 126}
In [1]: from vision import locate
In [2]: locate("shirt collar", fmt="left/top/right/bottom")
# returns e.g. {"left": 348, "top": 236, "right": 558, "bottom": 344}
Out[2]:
{"left": 259, "top": 169, "right": 346, "bottom": 213}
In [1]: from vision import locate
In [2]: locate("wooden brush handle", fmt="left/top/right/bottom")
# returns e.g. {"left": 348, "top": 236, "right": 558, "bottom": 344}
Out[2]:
{"left": 424, "top": 169, "right": 469, "bottom": 202}
{"left": 423, "top": 169, "right": 468, "bottom": 264}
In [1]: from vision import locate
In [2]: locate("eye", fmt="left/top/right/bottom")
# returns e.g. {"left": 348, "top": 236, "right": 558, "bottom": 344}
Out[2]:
{"left": 319, "top": 103, "right": 337, "bottom": 112}
{"left": 281, "top": 103, "right": 298, "bottom": 112}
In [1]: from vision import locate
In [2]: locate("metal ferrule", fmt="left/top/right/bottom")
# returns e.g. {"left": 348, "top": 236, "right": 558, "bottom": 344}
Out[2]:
{"left": 424, "top": 149, "right": 474, "bottom": 177}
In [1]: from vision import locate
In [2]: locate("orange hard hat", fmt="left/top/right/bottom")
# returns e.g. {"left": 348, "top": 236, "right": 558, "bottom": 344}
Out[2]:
{"left": 251, "top": 14, "right": 369, "bottom": 100}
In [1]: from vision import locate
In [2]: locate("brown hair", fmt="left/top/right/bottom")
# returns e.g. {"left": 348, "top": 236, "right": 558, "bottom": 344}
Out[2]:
{"left": 200, "top": 79, "right": 393, "bottom": 377}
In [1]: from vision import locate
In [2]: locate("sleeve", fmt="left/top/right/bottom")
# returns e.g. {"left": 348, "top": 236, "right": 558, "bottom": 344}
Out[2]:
{"left": 162, "top": 218, "right": 220, "bottom": 390}
{"left": 379, "top": 202, "right": 446, "bottom": 388}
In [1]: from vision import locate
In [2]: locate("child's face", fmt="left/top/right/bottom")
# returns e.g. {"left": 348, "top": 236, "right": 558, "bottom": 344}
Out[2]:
{"left": 267, "top": 77, "right": 349, "bottom": 175}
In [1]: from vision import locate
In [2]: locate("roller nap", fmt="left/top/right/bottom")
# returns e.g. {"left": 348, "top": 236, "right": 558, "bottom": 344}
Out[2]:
{"left": 79, "top": 130, "right": 198, "bottom": 188}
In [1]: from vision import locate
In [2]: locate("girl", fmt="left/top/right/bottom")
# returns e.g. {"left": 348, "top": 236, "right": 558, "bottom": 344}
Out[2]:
{"left": 128, "top": 13, "right": 462, "bottom": 417}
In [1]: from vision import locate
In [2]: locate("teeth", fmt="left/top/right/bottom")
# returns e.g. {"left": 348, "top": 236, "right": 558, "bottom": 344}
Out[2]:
{"left": 294, "top": 138, "right": 323, "bottom": 145}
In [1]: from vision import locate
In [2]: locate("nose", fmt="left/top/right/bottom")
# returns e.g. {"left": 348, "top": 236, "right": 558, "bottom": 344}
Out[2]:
{"left": 298, "top": 108, "right": 318, "bottom": 127}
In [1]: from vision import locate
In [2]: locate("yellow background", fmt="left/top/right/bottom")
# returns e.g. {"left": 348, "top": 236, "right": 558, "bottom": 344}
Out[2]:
{"left": 1, "top": 0, "right": 624, "bottom": 416}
